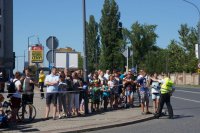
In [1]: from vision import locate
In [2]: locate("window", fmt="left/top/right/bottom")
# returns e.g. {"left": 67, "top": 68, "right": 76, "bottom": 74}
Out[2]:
{"left": 0, "top": 40, "right": 1, "bottom": 49}
{"left": 0, "top": 8, "right": 1, "bottom": 16}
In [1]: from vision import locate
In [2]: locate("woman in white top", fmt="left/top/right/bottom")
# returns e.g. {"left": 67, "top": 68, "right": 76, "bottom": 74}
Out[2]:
{"left": 108, "top": 75, "right": 115, "bottom": 108}
{"left": 11, "top": 72, "right": 22, "bottom": 122}
{"left": 150, "top": 73, "right": 160, "bottom": 113}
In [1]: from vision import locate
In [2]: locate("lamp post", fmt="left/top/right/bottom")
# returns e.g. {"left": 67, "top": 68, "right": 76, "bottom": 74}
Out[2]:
{"left": 82, "top": 0, "right": 89, "bottom": 114}
{"left": 183, "top": 0, "right": 200, "bottom": 85}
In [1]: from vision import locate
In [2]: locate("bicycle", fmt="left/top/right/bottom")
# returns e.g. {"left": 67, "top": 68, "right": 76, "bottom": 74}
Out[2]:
{"left": 17, "top": 100, "right": 37, "bottom": 123}
{"left": 2, "top": 97, "right": 36, "bottom": 123}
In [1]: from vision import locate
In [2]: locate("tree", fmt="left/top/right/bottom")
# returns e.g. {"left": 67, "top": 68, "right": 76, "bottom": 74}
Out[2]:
{"left": 99, "top": 0, "right": 124, "bottom": 71}
{"left": 167, "top": 40, "right": 186, "bottom": 73}
{"left": 86, "top": 15, "right": 100, "bottom": 72}
{"left": 128, "top": 21, "right": 158, "bottom": 69}
{"left": 178, "top": 24, "right": 198, "bottom": 72}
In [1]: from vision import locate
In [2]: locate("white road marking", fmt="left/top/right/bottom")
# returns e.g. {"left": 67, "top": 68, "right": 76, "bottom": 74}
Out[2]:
{"left": 176, "top": 90, "right": 200, "bottom": 94}
{"left": 172, "top": 96, "right": 200, "bottom": 103}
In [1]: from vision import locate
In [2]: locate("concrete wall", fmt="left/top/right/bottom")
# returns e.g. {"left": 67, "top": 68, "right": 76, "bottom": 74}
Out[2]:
{"left": 170, "top": 73, "right": 199, "bottom": 85}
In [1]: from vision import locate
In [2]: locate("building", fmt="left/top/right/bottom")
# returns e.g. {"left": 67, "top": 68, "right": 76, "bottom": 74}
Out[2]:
{"left": 0, "top": 0, "right": 13, "bottom": 76}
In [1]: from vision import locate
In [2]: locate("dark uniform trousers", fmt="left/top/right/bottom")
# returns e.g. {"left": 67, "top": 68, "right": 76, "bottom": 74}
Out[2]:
{"left": 157, "top": 93, "right": 173, "bottom": 118}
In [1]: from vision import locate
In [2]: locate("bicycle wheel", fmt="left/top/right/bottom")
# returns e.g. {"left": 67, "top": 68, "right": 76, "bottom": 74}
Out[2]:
{"left": 17, "top": 104, "right": 37, "bottom": 123}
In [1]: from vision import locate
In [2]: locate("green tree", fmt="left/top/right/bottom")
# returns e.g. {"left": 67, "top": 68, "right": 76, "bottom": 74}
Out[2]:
{"left": 86, "top": 15, "right": 100, "bottom": 72}
{"left": 178, "top": 24, "right": 198, "bottom": 72}
{"left": 167, "top": 40, "right": 186, "bottom": 73}
{"left": 99, "top": 0, "right": 124, "bottom": 71}
{"left": 78, "top": 54, "right": 83, "bottom": 70}
{"left": 128, "top": 21, "right": 158, "bottom": 69}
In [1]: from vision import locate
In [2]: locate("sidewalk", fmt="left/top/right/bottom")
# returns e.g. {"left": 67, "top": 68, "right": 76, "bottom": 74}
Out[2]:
{"left": 0, "top": 90, "right": 154, "bottom": 133}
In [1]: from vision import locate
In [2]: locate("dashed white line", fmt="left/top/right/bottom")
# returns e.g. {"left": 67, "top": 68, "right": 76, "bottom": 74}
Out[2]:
{"left": 172, "top": 96, "right": 200, "bottom": 103}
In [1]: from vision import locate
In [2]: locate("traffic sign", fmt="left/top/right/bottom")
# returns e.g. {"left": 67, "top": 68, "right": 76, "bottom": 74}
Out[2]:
{"left": 122, "top": 48, "right": 133, "bottom": 58}
{"left": 46, "top": 50, "right": 53, "bottom": 63}
{"left": 46, "top": 36, "right": 59, "bottom": 50}
{"left": 198, "top": 69, "right": 200, "bottom": 74}
{"left": 198, "top": 63, "right": 200, "bottom": 68}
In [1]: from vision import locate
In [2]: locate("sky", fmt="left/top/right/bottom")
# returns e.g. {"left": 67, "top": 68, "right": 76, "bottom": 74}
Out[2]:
{"left": 13, "top": 0, "right": 200, "bottom": 72}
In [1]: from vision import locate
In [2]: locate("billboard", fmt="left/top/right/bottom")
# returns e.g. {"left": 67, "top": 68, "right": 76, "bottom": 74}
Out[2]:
{"left": 31, "top": 45, "right": 44, "bottom": 63}
{"left": 55, "top": 53, "right": 67, "bottom": 68}
{"left": 68, "top": 53, "right": 78, "bottom": 69}
{"left": 55, "top": 52, "right": 78, "bottom": 69}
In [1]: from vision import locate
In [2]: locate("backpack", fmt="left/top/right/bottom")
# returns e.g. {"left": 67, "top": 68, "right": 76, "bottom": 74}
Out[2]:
{"left": 7, "top": 80, "right": 18, "bottom": 98}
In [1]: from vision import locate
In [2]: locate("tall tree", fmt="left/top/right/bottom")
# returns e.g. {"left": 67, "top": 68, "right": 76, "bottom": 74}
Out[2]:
{"left": 167, "top": 40, "right": 186, "bottom": 73}
{"left": 128, "top": 21, "right": 158, "bottom": 69}
{"left": 99, "top": 0, "right": 123, "bottom": 71}
{"left": 86, "top": 15, "right": 100, "bottom": 72}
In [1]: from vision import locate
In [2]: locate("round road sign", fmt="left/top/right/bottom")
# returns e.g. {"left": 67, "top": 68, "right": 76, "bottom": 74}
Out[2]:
{"left": 46, "top": 36, "right": 59, "bottom": 50}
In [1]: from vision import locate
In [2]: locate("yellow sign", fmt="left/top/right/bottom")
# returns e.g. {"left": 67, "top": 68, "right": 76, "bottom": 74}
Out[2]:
{"left": 31, "top": 46, "right": 43, "bottom": 63}
{"left": 198, "top": 69, "right": 200, "bottom": 74}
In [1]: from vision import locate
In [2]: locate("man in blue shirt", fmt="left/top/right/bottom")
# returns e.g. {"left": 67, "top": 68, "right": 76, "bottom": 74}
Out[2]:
{"left": 45, "top": 67, "right": 59, "bottom": 120}
{"left": 135, "top": 70, "right": 150, "bottom": 115}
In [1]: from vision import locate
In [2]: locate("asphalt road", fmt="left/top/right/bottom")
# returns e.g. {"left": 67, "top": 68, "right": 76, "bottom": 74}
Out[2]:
{"left": 86, "top": 87, "right": 200, "bottom": 133}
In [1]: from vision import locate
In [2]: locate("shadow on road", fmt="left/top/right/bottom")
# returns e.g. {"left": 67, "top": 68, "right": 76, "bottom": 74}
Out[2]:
{"left": 0, "top": 118, "right": 45, "bottom": 132}
{"left": 173, "top": 107, "right": 200, "bottom": 111}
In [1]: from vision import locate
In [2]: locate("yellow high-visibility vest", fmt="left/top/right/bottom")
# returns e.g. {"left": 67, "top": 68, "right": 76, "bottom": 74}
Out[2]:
{"left": 160, "top": 77, "right": 173, "bottom": 94}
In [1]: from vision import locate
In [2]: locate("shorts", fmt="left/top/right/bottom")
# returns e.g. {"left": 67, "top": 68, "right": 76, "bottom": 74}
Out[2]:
{"left": 152, "top": 93, "right": 160, "bottom": 100}
{"left": 125, "top": 90, "right": 133, "bottom": 96}
{"left": 11, "top": 97, "right": 21, "bottom": 109}
{"left": 140, "top": 92, "right": 149, "bottom": 103}
{"left": 46, "top": 93, "right": 58, "bottom": 105}
{"left": 22, "top": 94, "right": 34, "bottom": 104}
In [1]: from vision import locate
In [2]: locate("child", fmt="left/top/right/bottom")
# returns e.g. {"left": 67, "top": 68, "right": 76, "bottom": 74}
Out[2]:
{"left": 91, "top": 82, "right": 101, "bottom": 112}
{"left": 101, "top": 83, "right": 110, "bottom": 110}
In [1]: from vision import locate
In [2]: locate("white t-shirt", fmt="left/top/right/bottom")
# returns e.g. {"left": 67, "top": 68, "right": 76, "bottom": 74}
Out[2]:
{"left": 108, "top": 80, "right": 114, "bottom": 88}
{"left": 45, "top": 74, "right": 59, "bottom": 93}
{"left": 12, "top": 78, "right": 22, "bottom": 98}
{"left": 104, "top": 73, "right": 110, "bottom": 80}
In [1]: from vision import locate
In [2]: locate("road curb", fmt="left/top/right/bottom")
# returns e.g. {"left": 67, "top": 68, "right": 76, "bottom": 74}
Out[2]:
{"left": 45, "top": 115, "right": 154, "bottom": 133}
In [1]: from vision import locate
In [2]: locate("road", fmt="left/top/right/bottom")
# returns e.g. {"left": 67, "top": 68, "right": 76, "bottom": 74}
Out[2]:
{"left": 86, "top": 87, "right": 200, "bottom": 133}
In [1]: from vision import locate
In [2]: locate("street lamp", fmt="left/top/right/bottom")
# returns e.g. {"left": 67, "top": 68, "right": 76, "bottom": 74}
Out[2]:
{"left": 82, "top": 0, "right": 89, "bottom": 114}
{"left": 183, "top": 0, "right": 200, "bottom": 85}
{"left": 82, "top": 0, "right": 88, "bottom": 83}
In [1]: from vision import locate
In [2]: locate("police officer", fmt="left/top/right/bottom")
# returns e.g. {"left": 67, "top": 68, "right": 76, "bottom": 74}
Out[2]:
{"left": 155, "top": 74, "right": 175, "bottom": 119}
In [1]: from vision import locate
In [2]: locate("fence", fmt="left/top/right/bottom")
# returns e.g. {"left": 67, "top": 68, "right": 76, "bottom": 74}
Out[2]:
{"left": 169, "top": 72, "right": 199, "bottom": 85}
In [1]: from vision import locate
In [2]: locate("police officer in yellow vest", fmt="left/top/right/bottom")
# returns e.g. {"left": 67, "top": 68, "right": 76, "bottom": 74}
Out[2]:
{"left": 155, "top": 74, "right": 175, "bottom": 119}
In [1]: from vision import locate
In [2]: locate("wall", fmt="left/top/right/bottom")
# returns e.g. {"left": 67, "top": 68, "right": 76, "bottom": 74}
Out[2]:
{"left": 170, "top": 72, "right": 199, "bottom": 85}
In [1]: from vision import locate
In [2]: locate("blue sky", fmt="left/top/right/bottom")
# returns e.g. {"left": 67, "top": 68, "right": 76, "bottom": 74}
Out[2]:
{"left": 13, "top": 0, "right": 200, "bottom": 72}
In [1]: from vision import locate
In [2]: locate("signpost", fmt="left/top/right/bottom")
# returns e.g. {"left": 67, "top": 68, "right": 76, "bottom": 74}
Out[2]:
{"left": 46, "top": 36, "right": 59, "bottom": 68}
{"left": 122, "top": 47, "right": 133, "bottom": 73}
{"left": 31, "top": 45, "right": 43, "bottom": 63}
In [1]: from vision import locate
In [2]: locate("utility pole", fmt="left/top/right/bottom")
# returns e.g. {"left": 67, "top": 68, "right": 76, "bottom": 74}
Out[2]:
{"left": 82, "top": 0, "right": 89, "bottom": 114}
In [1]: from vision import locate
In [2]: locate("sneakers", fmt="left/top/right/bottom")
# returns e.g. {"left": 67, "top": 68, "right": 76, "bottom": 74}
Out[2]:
{"left": 58, "top": 115, "right": 62, "bottom": 119}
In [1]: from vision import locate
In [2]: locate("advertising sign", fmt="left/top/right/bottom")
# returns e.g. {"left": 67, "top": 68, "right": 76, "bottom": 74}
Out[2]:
{"left": 31, "top": 45, "right": 44, "bottom": 63}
